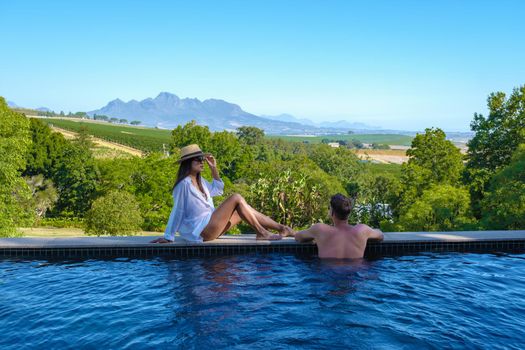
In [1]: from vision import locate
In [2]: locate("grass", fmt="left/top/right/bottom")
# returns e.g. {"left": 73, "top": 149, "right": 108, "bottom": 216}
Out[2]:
{"left": 19, "top": 227, "right": 160, "bottom": 237}
{"left": 366, "top": 163, "right": 403, "bottom": 177}
{"left": 267, "top": 134, "right": 414, "bottom": 146}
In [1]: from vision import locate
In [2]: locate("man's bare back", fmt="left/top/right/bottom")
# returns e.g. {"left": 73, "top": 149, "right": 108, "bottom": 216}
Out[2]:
{"left": 295, "top": 223, "right": 384, "bottom": 259}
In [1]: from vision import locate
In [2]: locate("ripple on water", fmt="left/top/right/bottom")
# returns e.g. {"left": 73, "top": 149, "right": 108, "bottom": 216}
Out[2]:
{"left": 1, "top": 253, "right": 525, "bottom": 349}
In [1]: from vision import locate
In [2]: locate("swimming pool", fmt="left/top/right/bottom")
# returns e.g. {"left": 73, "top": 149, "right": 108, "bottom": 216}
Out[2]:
{"left": 1, "top": 253, "right": 524, "bottom": 349}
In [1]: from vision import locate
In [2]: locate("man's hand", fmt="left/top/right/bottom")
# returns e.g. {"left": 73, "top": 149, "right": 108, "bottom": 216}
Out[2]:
{"left": 150, "top": 237, "right": 173, "bottom": 243}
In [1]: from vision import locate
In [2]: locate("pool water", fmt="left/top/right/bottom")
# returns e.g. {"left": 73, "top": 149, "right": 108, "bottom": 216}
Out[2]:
{"left": 1, "top": 253, "right": 524, "bottom": 349}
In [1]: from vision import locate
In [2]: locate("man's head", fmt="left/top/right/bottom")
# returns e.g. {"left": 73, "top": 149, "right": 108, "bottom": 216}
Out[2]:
{"left": 329, "top": 193, "right": 354, "bottom": 221}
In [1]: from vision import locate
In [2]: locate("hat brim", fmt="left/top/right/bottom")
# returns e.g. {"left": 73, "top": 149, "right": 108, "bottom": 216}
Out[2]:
{"left": 177, "top": 152, "right": 211, "bottom": 163}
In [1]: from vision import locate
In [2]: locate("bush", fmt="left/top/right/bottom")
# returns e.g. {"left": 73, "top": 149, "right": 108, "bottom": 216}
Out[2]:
{"left": 85, "top": 191, "right": 143, "bottom": 236}
{"left": 39, "top": 217, "right": 84, "bottom": 228}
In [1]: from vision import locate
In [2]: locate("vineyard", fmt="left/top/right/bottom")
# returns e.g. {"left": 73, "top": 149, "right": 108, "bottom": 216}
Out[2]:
{"left": 39, "top": 119, "right": 172, "bottom": 152}
{"left": 39, "top": 118, "right": 415, "bottom": 154}
{"left": 267, "top": 134, "right": 414, "bottom": 146}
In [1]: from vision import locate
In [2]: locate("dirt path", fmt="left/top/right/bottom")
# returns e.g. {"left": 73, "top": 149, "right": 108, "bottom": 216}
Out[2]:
{"left": 50, "top": 126, "right": 144, "bottom": 157}
{"left": 353, "top": 149, "right": 409, "bottom": 164}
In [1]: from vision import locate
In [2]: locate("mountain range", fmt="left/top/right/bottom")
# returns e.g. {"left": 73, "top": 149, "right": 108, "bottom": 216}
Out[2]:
{"left": 87, "top": 92, "right": 377, "bottom": 134}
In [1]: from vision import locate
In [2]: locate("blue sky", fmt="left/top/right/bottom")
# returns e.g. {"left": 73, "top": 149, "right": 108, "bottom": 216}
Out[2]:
{"left": 1, "top": 0, "right": 524, "bottom": 131}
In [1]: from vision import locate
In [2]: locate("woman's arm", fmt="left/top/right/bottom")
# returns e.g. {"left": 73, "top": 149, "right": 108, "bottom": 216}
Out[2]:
{"left": 206, "top": 155, "right": 221, "bottom": 181}
{"left": 204, "top": 155, "right": 224, "bottom": 196}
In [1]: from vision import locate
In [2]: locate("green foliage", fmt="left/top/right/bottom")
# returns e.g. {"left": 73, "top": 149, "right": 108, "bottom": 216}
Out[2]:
{"left": 85, "top": 190, "right": 143, "bottom": 236}
{"left": 39, "top": 217, "right": 84, "bottom": 228}
{"left": 51, "top": 142, "right": 99, "bottom": 217}
{"left": 394, "top": 185, "right": 475, "bottom": 232}
{"left": 171, "top": 120, "right": 212, "bottom": 151}
{"left": 208, "top": 131, "right": 241, "bottom": 179}
{"left": 237, "top": 126, "right": 264, "bottom": 145}
{"left": 372, "top": 143, "right": 390, "bottom": 150}
{"left": 247, "top": 170, "right": 324, "bottom": 228}
{"left": 24, "top": 118, "right": 68, "bottom": 177}
{"left": 244, "top": 157, "right": 347, "bottom": 228}
{"left": 466, "top": 85, "right": 525, "bottom": 216}
{"left": 307, "top": 144, "right": 364, "bottom": 193}
{"left": 25, "top": 175, "right": 59, "bottom": 223}
{"left": 397, "top": 128, "right": 464, "bottom": 213}
{"left": 354, "top": 174, "right": 401, "bottom": 227}
{"left": 480, "top": 145, "right": 525, "bottom": 229}
{"left": 97, "top": 153, "right": 178, "bottom": 231}
{"left": 406, "top": 128, "right": 463, "bottom": 185}
{"left": 385, "top": 128, "right": 472, "bottom": 230}
{"left": 366, "top": 163, "right": 402, "bottom": 177}
{"left": 0, "top": 97, "right": 32, "bottom": 236}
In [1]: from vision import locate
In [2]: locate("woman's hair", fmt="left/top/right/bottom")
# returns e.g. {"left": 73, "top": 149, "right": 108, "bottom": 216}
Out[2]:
{"left": 330, "top": 193, "right": 355, "bottom": 220}
{"left": 172, "top": 158, "right": 207, "bottom": 199}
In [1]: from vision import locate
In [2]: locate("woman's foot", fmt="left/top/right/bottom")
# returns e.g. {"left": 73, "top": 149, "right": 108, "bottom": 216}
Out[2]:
{"left": 278, "top": 225, "right": 296, "bottom": 237}
{"left": 256, "top": 229, "right": 282, "bottom": 241}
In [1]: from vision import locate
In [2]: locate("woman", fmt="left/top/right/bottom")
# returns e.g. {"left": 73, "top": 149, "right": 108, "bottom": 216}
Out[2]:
{"left": 151, "top": 144, "right": 294, "bottom": 243}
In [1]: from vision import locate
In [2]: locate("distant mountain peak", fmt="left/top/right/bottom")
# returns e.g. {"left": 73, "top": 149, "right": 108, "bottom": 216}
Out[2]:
{"left": 155, "top": 92, "right": 180, "bottom": 100}
{"left": 88, "top": 92, "right": 374, "bottom": 134}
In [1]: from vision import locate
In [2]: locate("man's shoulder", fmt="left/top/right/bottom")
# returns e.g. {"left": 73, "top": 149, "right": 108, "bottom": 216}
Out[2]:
{"left": 353, "top": 223, "right": 372, "bottom": 231}
{"left": 311, "top": 223, "right": 332, "bottom": 232}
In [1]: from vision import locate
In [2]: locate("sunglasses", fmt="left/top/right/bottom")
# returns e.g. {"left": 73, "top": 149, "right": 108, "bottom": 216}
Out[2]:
{"left": 192, "top": 156, "right": 205, "bottom": 162}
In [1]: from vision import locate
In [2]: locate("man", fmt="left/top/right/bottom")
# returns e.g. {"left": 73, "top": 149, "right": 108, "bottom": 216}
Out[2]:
{"left": 294, "top": 193, "right": 384, "bottom": 259}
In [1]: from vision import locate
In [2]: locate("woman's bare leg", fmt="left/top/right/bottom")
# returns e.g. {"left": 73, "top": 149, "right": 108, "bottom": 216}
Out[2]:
{"left": 201, "top": 194, "right": 281, "bottom": 241}
{"left": 247, "top": 205, "right": 295, "bottom": 236}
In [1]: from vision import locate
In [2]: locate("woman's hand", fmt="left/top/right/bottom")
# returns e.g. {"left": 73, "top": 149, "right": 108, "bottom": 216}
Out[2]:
{"left": 205, "top": 154, "right": 217, "bottom": 168}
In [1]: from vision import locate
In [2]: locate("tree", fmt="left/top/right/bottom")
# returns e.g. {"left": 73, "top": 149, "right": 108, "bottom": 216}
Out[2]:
{"left": 85, "top": 190, "right": 143, "bottom": 236}
{"left": 171, "top": 120, "right": 211, "bottom": 151}
{"left": 51, "top": 142, "right": 99, "bottom": 217}
{"left": 480, "top": 145, "right": 525, "bottom": 229}
{"left": 406, "top": 128, "right": 463, "bottom": 185}
{"left": 24, "top": 175, "right": 58, "bottom": 223}
{"left": 0, "top": 97, "right": 31, "bottom": 236}
{"left": 130, "top": 120, "right": 141, "bottom": 125}
{"left": 307, "top": 144, "right": 364, "bottom": 194}
{"left": 119, "top": 118, "right": 128, "bottom": 124}
{"left": 465, "top": 85, "right": 525, "bottom": 216}
{"left": 24, "top": 118, "right": 68, "bottom": 178}
{"left": 236, "top": 126, "right": 264, "bottom": 145}
{"left": 109, "top": 117, "right": 119, "bottom": 123}
{"left": 396, "top": 128, "right": 464, "bottom": 212}
{"left": 73, "top": 126, "right": 95, "bottom": 150}
{"left": 208, "top": 131, "right": 241, "bottom": 179}
{"left": 396, "top": 185, "right": 474, "bottom": 232}
{"left": 96, "top": 153, "right": 179, "bottom": 231}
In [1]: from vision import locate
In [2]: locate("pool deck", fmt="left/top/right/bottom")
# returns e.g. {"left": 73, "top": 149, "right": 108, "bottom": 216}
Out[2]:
{"left": 1, "top": 230, "right": 525, "bottom": 258}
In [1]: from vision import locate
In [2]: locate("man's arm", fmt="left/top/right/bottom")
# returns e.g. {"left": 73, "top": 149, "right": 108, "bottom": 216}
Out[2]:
{"left": 295, "top": 223, "right": 323, "bottom": 243}
{"left": 367, "top": 227, "right": 384, "bottom": 241}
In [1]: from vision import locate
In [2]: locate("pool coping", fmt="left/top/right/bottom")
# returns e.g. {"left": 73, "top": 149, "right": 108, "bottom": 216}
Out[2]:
{"left": 1, "top": 230, "right": 524, "bottom": 258}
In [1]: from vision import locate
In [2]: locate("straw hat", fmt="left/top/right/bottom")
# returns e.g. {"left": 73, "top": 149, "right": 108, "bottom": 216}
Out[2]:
{"left": 178, "top": 144, "right": 210, "bottom": 163}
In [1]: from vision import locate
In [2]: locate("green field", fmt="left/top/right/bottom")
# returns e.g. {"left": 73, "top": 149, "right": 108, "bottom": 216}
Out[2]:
{"left": 366, "top": 163, "right": 403, "bottom": 177}
{"left": 267, "top": 134, "right": 413, "bottom": 146}
{"left": 39, "top": 118, "right": 414, "bottom": 153}
{"left": 40, "top": 118, "right": 172, "bottom": 152}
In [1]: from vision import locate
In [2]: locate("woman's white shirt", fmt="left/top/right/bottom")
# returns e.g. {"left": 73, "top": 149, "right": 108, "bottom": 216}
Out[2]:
{"left": 164, "top": 176, "right": 224, "bottom": 242}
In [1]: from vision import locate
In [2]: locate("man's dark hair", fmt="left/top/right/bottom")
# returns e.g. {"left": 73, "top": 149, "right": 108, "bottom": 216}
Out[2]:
{"left": 330, "top": 193, "right": 354, "bottom": 220}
